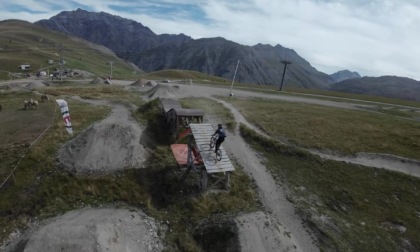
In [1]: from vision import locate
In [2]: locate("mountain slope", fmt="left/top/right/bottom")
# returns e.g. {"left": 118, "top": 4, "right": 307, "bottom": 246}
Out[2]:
{"left": 0, "top": 19, "right": 139, "bottom": 79}
{"left": 35, "top": 9, "right": 192, "bottom": 54}
{"left": 35, "top": 9, "right": 333, "bottom": 88}
{"left": 329, "top": 76, "right": 420, "bottom": 102}
{"left": 330, "top": 70, "right": 361, "bottom": 83}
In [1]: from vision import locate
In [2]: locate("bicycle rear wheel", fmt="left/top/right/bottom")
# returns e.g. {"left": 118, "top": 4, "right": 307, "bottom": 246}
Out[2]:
{"left": 216, "top": 149, "right": 222, "bottom": 161}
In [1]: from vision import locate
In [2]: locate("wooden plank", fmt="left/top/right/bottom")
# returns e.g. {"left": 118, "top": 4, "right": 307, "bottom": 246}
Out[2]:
{"left": 206, "top": 167, "right": 235, "bottom": 173}
{"left": 195, "top": 141, "right": 211, "bottom": 145}
{"left": 193, "top": 132, "right": 213, "bottom": 136}
{"left": 195, "top": 137, "right": 213, "bottom": 140}
{"left": 195, "top": 134, "right": 214, "bottom": 137}
{"left": 207, "top": 164, "right": 233, "bottom": 169}
{"left": 195, "top": 137, "right": 212, "bottom": 141}
{"left": 190, "top": 123, "right": 234, "bottom": 174}
{"left": 191, "top": 129, "right": 213, "bottom": 133}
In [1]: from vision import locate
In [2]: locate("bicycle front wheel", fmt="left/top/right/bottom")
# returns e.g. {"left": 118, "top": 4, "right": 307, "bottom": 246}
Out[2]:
{"left": 210, "top": 136, "right": 216, "bottom": 149}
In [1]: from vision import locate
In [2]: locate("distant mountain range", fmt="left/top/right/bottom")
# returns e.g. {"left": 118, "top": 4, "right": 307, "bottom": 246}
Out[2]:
{"left": 330, "top": 76, "right": 420, "bottom": 102}
{"left": 35, "top": 8, "right": 344, "bottom": 89}
{"left": 31, "top": 9, "right": 420, "bottom": 102}
{"left": 330, "top": 70, "right": 361, "bottom": 83}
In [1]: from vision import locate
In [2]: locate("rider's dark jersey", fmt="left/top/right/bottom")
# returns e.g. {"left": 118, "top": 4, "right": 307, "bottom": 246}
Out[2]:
{"left": 215, "top": 128, "right": 226, "bottom": 139}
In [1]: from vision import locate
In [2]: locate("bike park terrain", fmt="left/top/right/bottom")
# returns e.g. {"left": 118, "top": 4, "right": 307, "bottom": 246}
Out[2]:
{"left": 1, "top": 79, "right": 419, "bottom": 251}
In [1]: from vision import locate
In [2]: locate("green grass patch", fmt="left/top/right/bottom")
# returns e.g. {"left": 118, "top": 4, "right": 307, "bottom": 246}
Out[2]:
{"left": 374, "top": 105, "right": 420, "bottom": 120}
{"left": 139, "top": 69, "right": 229, "bottom": 84}
{"left": 285, "top": 87, "right": 420, "bottom": 109}
{"left": 40, "top": 84, "right": 143, "bottom": 106}
{"left": 240, "top": 124, "right": 420, "bottom": 251}
{"left": 228, "top": 97, "right": 420, "bottom": 160}
{"left": 0, "top": 91, "right": 112, "bottom": 241}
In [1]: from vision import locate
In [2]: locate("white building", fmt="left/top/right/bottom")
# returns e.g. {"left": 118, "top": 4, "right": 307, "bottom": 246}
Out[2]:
{"left": 19, "top": 64, "right": 31, "bottom": 70}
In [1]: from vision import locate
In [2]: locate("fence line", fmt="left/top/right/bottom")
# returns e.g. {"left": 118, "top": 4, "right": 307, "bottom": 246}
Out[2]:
{"left": 0, "top": 101, "right": 57, "bottom": 190}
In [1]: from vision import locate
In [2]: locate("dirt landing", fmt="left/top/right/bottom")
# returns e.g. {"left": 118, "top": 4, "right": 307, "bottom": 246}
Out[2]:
{"left": 6, "top": 208, "right": 163, "bottom": 252}
{"left": 58, "top": 102, "right": 148, "bottom": 173}
{"left": 235, "top": 211, "right": 299, "bottom": 252}
{"left": 144, "top": 84, "right": 181, "bottom": 100}
{"left": 224, "top": 129, "right": 318, "bottom": 251}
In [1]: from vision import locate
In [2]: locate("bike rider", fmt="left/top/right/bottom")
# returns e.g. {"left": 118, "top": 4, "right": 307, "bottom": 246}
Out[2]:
{"left": 213, "top": 124, "right": 226, "bottom": 153}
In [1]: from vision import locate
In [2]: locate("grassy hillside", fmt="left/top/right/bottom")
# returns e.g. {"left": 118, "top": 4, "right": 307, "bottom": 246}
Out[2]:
{"left": 141, "top": 69, "right": 231, "bottom": 83}
{"left": 0, "top": 20, "right": 140, "bottom": 79}
{"left": 227, "top": 97, "right": 420, "bottom": 159}
{"left": 285, "top": 86, "right": 420, "bottom": 108}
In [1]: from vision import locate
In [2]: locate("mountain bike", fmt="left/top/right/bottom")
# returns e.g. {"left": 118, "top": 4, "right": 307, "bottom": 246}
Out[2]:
{"left": 210, "top": 135, "right": 222, "bottom": 161}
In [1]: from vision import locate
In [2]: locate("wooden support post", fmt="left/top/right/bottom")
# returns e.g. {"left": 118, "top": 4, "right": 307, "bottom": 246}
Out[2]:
{"left": 179, "top": 140, "right": 193, "bottom": 183}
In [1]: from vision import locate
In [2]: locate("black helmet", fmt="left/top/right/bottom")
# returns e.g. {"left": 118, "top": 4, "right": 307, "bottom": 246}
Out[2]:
{"left": 218, "top": 124, "right": 222, "bottom": 128}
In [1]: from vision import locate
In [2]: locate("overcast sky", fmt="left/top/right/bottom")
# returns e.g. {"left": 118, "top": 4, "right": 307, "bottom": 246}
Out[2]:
{"left": 1, "top": 0, "right": 420, "bottom": 80}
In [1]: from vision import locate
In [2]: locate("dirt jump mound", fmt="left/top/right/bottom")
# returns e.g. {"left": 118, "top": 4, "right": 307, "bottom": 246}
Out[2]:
{"left": 89, "top": 77, "right": 105, "bottom": 84}
{"left": 6, "top": 208, "right": 163, "bottom": 252}
{"left": 26, "top": 81, "right": 46, "bottom": 89}
{"left": 58, "top": 104, "right": 148, "bottom": 173}
{"left": 145, "top": 84, "right": 181, "bottom": 99}
{"left": 129, "top": 80, "right": 157, "bottom": 87}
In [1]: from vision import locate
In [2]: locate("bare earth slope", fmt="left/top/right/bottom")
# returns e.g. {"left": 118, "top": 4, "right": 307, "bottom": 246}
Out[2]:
{"left": 58, "top": 99, "right": 148, "bottom": 173}
{"left": 15, "top": 208, "right": 163, "bottom": 252}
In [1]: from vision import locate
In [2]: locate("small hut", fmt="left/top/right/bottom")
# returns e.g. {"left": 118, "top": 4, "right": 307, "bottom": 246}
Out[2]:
{"left": 161, "top": 99, "right": 204, "bottom": 135}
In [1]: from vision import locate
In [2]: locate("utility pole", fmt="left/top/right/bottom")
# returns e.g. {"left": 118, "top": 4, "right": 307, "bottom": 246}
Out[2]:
{"left": 107, "top": 61, "right": 114, "bottom": 78}
{"left": 59, "top": 44, "right": 64, "bottom": 81}
{"left": 279, "top": 60, "right": 292, "bottom": 91}
{"left": 229, "top": 60, "right": 240, "bottom": 96}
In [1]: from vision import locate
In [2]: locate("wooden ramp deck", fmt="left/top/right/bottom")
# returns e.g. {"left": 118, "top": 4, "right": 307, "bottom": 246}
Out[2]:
{"left": 189, "top": 123, "right": 234, "bottom": 174}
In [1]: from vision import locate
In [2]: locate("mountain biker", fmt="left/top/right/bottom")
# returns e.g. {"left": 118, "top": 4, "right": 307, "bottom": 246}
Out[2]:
{"left": 213, "top": 124, "right": 226, "bottom": 153}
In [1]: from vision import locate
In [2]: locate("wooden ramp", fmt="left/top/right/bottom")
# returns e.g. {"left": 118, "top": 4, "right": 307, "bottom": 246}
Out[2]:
{"left": 189, "top": 123, "right": 234, "bottom": 174}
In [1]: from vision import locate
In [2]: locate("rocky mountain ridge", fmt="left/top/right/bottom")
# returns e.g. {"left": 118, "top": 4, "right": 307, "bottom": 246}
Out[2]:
{"left": 330, "top": 75, "right": 420, "bottom": 102}
{"left": 35, "top": 9, "right": 339, "bottom": 88}
{"left": 330, "top": 70, "right": 361, "bottom": 83}
{"left": 34, "top": 8, "right": 420, "bottom": 103}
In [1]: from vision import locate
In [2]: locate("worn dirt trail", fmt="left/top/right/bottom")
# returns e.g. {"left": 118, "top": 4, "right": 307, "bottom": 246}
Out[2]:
{"left": 210, "top": 98, "right": 318, "bottom": 251}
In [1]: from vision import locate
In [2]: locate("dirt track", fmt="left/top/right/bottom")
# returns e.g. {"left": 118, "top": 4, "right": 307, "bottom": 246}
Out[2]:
{"left": 2, "top": 79, "right": 420, "bottom": 251}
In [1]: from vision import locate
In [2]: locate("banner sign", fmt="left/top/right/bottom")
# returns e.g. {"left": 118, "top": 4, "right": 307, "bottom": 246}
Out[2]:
{"left": 55, "top": 99, "right": 73, "bottom": 135}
